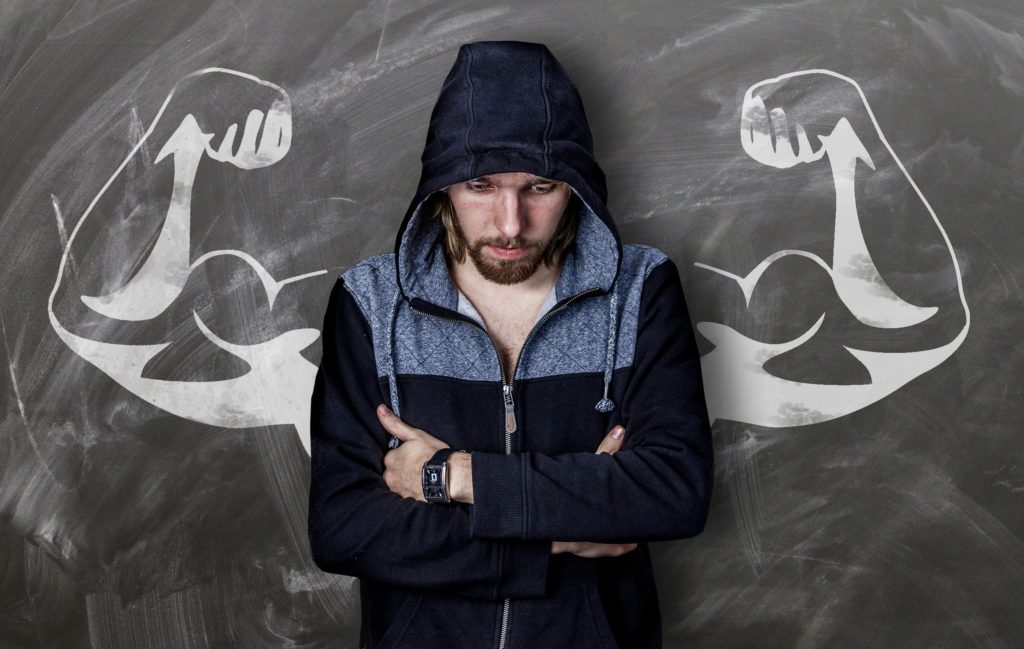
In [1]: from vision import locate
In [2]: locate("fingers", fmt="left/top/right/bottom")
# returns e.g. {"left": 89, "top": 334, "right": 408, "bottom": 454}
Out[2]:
{"left": 794, "top": 123, "right": 813, "bottom": 160}
{"left": 741, "top": 94, "right": 773, "bottom": 163}
{"left": 582, "top": 543, "right": 636, "bottom": 557}
{"left": 740, "top": 93, "right": 763, "bottom": 145}
{"left": 376, "top": 403, "right": 419, "bottom": 442}
{"left": 212, "top": 123, "right": 238, "bottom": 161}
{"left": 769, "top": 106, "right": 791, "bottom": 157}
{"left": 204, "top": 97, "right": 291, "bottom": 169}
{"left": 257, "top": 97, "right": 292, "bottom": 163}
{"left": 222, "top": 108, "right": 266, "bottom": 169}
{"left": 568, "top": 541, "right": 638, "bottom": 558}
{"left": 594, "top": 424, "right": 626, "bottom": 455}
{"left": 378, "top": 404, "right": 414, "bottom": 469}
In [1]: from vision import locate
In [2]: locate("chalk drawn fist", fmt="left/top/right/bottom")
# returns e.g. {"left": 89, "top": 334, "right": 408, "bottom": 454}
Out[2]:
{"left": 155, "top": 68, "right": 292, "bottom": 169}
{"left": 740, "top": 70, "right": 874, "bottom": 170}
{"left": 202, "top": 97, "right": 291, "bottom": 168}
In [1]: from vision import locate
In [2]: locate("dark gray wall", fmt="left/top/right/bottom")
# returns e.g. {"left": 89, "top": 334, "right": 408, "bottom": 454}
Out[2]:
{"left": 1, "top": 1, "right": 1021, "bottom": 647}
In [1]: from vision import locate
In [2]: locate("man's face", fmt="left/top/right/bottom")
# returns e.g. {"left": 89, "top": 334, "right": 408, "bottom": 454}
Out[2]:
{"left": 446, "top": 171, "right": 571, "bottom": 285}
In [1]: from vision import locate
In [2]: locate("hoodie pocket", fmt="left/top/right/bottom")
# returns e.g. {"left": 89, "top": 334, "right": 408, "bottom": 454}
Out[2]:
{"left": 375, "top": 589, "right": 501, "bottom": 649}
{"left": 508, "top": 582, "right": 620, "bottom": 649}
{"left": 583, "top": 583, "right": 620, "bottom": 649}
{"left": 375, "top": 590, "right": 423, "bottom": 649}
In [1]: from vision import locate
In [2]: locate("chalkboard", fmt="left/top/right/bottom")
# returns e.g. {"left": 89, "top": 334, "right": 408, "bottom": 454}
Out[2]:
{"left": 1, "top": 1, "right": 1021, "bottom": 647}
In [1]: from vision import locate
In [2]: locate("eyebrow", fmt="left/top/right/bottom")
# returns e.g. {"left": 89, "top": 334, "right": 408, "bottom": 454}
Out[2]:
{"left": 471, "top": 175, "right": 560, "bottom": 185}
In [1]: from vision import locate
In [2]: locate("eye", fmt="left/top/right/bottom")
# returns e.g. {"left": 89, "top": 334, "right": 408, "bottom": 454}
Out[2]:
{"left": 466, "top": 181, "right": 490, "bottom": 192}
{"left": 530, "top": 183, "right": 558, "bottom": 194}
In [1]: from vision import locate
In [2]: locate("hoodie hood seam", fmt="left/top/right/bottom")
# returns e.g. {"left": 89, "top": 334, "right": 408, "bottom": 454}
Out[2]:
{"left": 541, "top": 52, "right": 552, "bottom": 177}
{"left": 462, "top": 45, "right": 476, "bottom": 177}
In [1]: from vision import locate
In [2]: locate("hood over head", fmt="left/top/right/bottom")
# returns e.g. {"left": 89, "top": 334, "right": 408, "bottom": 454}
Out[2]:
{"left": 381, "top": 41, "right": 624, "bottom": 428}
{"left": 392, "top": 40, "right": 622, "bottom": 312}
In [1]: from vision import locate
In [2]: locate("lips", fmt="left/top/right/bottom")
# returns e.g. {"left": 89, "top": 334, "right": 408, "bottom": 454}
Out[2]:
{"left": 487, "top": 244, "right": 529, "bottom": 260}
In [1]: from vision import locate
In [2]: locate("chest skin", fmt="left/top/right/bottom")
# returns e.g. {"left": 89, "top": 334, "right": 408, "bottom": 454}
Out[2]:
{"left": 471, "top": 297, "right": 548, "bottom": 381}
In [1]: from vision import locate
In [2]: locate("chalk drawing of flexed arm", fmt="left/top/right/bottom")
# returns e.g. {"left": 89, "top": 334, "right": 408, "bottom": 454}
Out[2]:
{"left": 695, "top": 70, "right": 970, "bottom": 427}
{"left": 48, "top": 68, "right": 324, "bottom": 454}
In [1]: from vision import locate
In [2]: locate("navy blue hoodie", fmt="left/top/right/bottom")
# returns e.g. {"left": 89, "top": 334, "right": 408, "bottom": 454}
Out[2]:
{"left": 308, "top": 41, "right": 714, "bottom": 649}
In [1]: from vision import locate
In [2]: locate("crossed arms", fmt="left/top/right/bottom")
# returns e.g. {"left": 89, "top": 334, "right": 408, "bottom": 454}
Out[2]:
{"left": 306, "top": 259, "right": 713, "bottom": 600}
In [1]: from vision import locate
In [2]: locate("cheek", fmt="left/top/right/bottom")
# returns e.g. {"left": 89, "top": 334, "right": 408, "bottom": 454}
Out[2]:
{"left": 449, "top": 200, "right": 497, "bottom": 231}
{"left": 530, "top": 203, "right": 567, "bottom": 235}
{"left": 455, "top": 217, "right": 488, "bottom": 241}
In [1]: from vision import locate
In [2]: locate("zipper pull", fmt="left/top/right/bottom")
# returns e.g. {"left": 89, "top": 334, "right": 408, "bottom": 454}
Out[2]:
{"left": 503, "top": 383, "right": 517, "bottom": 433}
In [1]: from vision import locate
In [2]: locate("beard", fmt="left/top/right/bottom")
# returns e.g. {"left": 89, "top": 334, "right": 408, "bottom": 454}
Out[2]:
{"left": 450, "top": 216, "right": 557, "bottom": 285}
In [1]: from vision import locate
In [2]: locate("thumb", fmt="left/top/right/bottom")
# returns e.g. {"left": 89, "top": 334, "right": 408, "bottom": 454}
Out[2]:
{"left": 594, "top": 425, "right": 625, "bottom": 455}
{"left": 377, "top": 404, "right": 414, "bottom": 440}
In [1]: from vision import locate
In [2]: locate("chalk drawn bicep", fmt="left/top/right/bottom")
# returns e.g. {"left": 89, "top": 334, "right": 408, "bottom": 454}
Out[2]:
{"left": 49, "top": 68, "right": 318, "bottom": 457}
{"left": 698, "top": 70, "right": 970, "bottom": 428}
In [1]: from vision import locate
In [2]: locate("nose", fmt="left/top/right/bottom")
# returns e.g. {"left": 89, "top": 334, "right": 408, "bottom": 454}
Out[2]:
{"left": 494, "top": 190, "right": 527, "bottom": 240}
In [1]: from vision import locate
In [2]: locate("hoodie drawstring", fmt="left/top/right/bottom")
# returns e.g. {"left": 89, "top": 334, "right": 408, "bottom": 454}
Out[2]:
{"left": 594, "top": 286, "right": 619, "bottom": 413}
{"left": 388, "top": 279, "right": 619, "bottom": 446}
{"left": 386, "top": 287, "right": 403, "bottom": 449}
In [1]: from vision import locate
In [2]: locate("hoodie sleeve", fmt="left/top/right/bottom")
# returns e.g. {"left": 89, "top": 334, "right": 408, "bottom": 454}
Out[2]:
{"left": 308, "top": 277, "right": 552, "bottom": 599}
{"left": 469, "top": 258, "right": 714, "bottom": 543}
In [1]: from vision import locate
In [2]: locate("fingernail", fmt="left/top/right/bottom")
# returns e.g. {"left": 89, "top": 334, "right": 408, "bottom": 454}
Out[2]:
{"left": 611, "top": 426, "right": 624, "bottom": 440}
{"left": 377, "top": 404, "right": 390, "bottom": 417}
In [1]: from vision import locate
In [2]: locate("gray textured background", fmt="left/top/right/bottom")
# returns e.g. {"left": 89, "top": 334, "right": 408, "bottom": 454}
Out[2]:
{"left": 1, "top": 1, "right": 1022, "bottom": 647}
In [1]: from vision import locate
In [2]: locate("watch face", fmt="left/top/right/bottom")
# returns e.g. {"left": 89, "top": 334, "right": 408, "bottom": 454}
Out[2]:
{"left": 423, "top": 466, "right": 446, "bottom": 502}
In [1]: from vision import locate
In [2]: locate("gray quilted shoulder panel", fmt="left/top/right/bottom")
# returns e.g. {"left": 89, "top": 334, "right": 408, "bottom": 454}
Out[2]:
{"left": 516, "top": 244, "right": 667, "bottom": 380}
{"left": 340, "top": 244, "right": 669, "bottom": 382}
{"left": 342, "top": 254, "right": 501, "bottom": 382}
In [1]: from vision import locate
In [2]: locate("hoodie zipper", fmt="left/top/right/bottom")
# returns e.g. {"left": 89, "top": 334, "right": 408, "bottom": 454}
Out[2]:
{"left": 496, "top": 287, "right": 601, "bottom": 448}
{"left": 409, "top": 286, "right": 601, "bottom": 649}
{"left": 409, "top": 286, "right": 600, "bottom": 445}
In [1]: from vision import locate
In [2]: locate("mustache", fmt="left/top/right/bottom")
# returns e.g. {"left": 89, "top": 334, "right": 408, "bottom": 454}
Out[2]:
{"left": 475, "top": 237, "right": 539, "bottom": 250}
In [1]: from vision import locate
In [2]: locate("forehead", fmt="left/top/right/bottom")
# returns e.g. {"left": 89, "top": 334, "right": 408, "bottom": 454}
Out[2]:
{"left": 468, "top": 172, "right": 559, "bottom": 185}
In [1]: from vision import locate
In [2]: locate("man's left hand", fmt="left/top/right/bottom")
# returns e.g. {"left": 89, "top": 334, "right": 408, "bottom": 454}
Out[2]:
{"left": 377, "top": 403, "right": 454, "bottom": 502}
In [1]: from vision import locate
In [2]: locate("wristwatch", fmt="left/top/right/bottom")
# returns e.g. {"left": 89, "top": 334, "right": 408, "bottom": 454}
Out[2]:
{"left": 422, "top": 447, "right": 465, "bottom": 504}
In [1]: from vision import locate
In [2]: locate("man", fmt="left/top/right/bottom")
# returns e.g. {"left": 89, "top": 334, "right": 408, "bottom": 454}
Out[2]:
{"left": 308, "top": 40, "right": 713, "bottom": 649}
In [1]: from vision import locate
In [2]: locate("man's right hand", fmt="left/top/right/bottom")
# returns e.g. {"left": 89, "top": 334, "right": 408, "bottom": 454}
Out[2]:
{"left": 550, "top": 425, "right": 639, "bottom": 558}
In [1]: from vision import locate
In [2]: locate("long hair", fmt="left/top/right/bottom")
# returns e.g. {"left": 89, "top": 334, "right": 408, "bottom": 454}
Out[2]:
{"left": 432, "top": 188, "right": 581, "bottom": 266}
